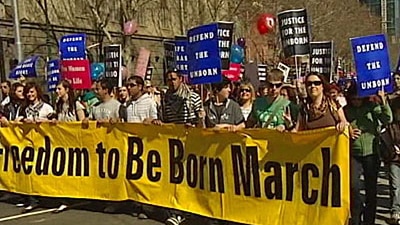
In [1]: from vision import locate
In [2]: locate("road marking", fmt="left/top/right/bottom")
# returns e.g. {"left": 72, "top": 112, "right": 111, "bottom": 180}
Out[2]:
{"left": 0, "top": 208, "right": 58, "bottom": 222}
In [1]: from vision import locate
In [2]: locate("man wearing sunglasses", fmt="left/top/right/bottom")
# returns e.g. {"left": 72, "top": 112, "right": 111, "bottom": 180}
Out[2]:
{"left": 1, "top": 80, "right": 11, "bottom": 106}
{"left": 119, "top": 76, "right": 158, "bottom": 123}
{"left": 248, "top": 69, "right": 290, "bottom": 131}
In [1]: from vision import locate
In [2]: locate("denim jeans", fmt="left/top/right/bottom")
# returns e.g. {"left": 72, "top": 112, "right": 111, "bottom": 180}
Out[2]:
{"left": 351, "top": 154, "right": 379, "bottom": 225}
{"left": 390, "top": 163, "right": 400, "bottom": 213}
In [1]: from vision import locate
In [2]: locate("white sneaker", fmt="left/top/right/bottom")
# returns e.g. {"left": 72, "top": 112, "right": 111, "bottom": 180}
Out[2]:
{"left": 54, "top": 204, "right": 68, "bottom": 213}
{"left": 165, "top": 215, "right": 185, "bottom": 225}
{"left": 15, "top": 203, "right": 25, "bottom": 207}
{"left": 389, "top": 212, "right": 400, "bottom": 225}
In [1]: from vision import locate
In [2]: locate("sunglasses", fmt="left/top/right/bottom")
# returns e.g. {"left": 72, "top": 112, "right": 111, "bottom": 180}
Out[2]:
{"left": 267, "top": 82, "right": 283, "bottom": 88}
{"left": 127, "top": 83, "right": 137, "bottom": 88}
{"left": 240, "top": 88, "right": 251, "bottom": 93}
{"left": 167, "top": 77, "right": 178, "bottom": 81}
{"left": 306, "top": 81, "right": 323, "bottom": 87}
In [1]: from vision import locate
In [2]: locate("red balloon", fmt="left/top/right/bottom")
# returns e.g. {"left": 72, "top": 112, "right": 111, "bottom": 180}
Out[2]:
{"left": 257, "top": 14, "right": 276, "bottom": 35}
{"left": 257, "top": 23, "right": 268, "bottom": 35}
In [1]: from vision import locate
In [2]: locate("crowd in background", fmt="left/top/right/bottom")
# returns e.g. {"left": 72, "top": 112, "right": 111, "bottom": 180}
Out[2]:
{"left": 0, "top": 70, "right": 400, "bottom": 225}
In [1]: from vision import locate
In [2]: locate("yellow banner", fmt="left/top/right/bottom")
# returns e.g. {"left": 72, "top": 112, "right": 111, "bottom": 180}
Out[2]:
{"left": 0, "top": 122, "right": 349, "bottom": 225}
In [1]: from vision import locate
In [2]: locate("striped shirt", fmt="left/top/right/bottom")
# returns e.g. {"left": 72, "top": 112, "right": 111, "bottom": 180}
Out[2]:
{"left": 125, "top": 94, "right": 158, "bottom": 123}
{"left": 162, "top": 91, "right": 202, "bottom": 124}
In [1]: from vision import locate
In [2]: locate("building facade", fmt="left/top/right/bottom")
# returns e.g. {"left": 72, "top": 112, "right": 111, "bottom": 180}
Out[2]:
{"left": 360, "top": 0, "right": 400, "bottom": 38}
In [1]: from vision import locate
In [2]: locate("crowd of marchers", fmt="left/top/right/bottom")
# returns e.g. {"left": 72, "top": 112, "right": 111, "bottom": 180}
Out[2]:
{"left": 0, "top": 70, "right": 400, "bottom": 225}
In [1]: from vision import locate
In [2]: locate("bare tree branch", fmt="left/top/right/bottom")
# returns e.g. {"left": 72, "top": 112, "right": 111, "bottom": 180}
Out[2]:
{"left": 34, "top": 0, "right": 59, "bottom": 47}
{"left": 87, "top": 0, "right": 113, "bottom": 43}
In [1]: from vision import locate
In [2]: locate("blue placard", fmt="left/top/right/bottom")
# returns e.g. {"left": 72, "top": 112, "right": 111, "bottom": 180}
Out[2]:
{"left": 351, "top": 34, "right": 393, "bottom": 97}
{"left": 187, "top": 23, "right": 222, "bottom": 85}
{"left": 47, "top": 59, "right": 60, "bottom": 92}
{"left": 9, "top": 56, "right": 39, "bottom": 79}
{"left": 59, "top": 33, "right": 86, "bottom": 60}
{"left": 174, "top": 37, "right": 188, "bottom": 75}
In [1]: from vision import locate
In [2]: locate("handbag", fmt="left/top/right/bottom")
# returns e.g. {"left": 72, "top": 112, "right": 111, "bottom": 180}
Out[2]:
{"left": 379, "top": 124, "right": 400, "bottom": 163}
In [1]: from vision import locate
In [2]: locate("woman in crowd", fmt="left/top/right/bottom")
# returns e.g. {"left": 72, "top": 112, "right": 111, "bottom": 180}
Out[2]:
{"left": 20, "top": 82, "right": 53, "bottom": 123}
{"left": 203, "top": 76, "right": 245, "bottom": 131}
{"left": 237, "top": 82, "right": 255, "bottom": 126}
{"left": 118, "top": 85, "right": 129, "bottom": 105}
{"left": 0, "top": 82, "right": 25, "bottom": 125}
{"left": 294, "top": 73, "right": 347, "bottom": 132}
{"left": 329, "top": 83, "right": 347, "bottom": 107}
{"left": 389, "top": 72, "right": 400, "bottom": 100}
{"left": 249, "top": 69, "right": 290, "bottom": 131}
{"left": 344, "top": 86, "right": 392, "bottom": 225}
{"left": 55, "top": 80, "right": 85, "bottom": 122}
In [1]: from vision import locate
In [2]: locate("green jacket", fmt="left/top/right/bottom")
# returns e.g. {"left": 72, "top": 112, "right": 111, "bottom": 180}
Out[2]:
{"left": 251, "top": 96, "right": 290, "bottom": 129}
{"left": 344, "top": 102, "right": 393, "bottom": 156}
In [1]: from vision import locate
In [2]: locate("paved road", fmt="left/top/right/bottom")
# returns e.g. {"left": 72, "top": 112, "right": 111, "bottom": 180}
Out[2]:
{"left": 0, "top": 171, "right": 393, "bottom": 225}
{"left": 376, "top": 169, "right": 391, "bottom": 225}
{"left": 0, "top": 200, "right": 164, "bottom": 225}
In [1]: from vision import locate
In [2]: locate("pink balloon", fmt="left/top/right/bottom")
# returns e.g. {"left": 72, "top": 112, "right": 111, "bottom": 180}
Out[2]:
{"left": 123, "top": 20, "right": 138, "bottom": 35}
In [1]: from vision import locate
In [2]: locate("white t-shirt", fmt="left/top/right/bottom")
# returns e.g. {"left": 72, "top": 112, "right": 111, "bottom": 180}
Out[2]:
{"left": 58, "top": 101, "right": 85, "bottom": 122}
{"left": 91, "top": 99, "right": 121, "bottom": 120}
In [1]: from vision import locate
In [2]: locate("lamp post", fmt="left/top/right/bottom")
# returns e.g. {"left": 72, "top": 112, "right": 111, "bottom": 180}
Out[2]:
{"left": 45, "top": 0, "right": 51, "bottom": 60}
{"left": 11, "top": 0, "right": 23, "bottom": 62}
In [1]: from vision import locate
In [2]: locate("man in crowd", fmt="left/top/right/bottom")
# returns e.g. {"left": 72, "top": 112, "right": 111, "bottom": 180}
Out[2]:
{"left": 1, "top": 80, "right": 11, "bottom": 106}
{"left": 154, "top": 69, "right": 202, "bottom": 127}
{"left": 90, "top": 79, "right": 120, "bottom": 121}
{"left": 248, "top": 69, "right": 290, "bottom": 131}
{"left": 119, "top": 76, "right": 158, "bottom": 123}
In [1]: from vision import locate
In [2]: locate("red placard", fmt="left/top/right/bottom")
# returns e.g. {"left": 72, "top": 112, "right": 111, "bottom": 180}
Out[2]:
{"left": 222, "top": 63, "right": 241, "bottom": 81}
{"left": 61, "top": 60, "right": 92, "bottom": 90}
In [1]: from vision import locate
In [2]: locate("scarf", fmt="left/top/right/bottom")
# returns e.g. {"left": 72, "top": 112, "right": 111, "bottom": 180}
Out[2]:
{"left": 164, "top": 83, "right": 193, "bottom": 114}
{"left": 306, "top": 96, "right": 337, "bottom": 121}
{"left": 25, "top": 101, "right": 45, "bottom": 119}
